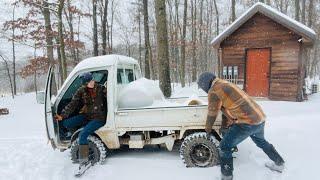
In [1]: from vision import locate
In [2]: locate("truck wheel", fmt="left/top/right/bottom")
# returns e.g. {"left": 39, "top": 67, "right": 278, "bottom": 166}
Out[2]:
{"left": 180, "top": 132, "right": 219, "bottom": 167}
{"left": 70, "top": 135, "right": 109, "bottom": 164}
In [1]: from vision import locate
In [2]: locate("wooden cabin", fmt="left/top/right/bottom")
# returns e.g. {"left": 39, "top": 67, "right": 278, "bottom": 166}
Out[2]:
{"left": 211, "top": 3, "right": 316, "bottom": 101}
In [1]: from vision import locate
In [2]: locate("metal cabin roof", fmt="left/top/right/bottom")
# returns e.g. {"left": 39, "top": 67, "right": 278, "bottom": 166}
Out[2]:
{"left": 211, "top": 2, "right": 317, "bottom": 48}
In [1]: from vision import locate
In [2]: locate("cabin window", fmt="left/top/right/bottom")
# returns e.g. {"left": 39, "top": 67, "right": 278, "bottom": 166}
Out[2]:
{"left": 223, "top": 65, "right": 240, "bottom": 85}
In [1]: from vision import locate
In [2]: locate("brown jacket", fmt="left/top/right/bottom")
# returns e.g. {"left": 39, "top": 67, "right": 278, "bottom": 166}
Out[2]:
{"left": 61, "top": 84, "right": 107, "bottom": 121}
{"left": 206, "top": 78, "right": 266, "bottom": 132}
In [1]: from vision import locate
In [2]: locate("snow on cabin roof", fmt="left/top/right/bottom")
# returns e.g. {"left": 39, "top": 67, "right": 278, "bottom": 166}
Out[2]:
{"left": 211, "top": 2, "right": 317, "bottom": 47}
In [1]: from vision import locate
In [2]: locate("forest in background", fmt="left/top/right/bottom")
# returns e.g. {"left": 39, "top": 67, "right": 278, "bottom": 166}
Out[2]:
{"left": 0, "top": 0, "right": 319, "bottom": 97}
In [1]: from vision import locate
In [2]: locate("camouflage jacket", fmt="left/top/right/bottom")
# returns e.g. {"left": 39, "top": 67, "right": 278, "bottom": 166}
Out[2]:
{"left": 206, "top": 78, "right": 266, "bottom": 132}
{"left": 61, "top": 84, "right": 107, "bottom": 121}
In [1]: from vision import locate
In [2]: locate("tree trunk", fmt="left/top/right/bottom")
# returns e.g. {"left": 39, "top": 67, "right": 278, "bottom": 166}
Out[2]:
{"left": 12, "top": 5, "right": 16, "bottom": 95}
{"left": 0, "top": 55, "right": 14, "bottom": 98}
{"left": 307, "top": 0, "right": 313, "bottom": 27}
{"left": 101, "top": 0, "right": 109, "bottom": 55}
{"left": 42, "top": 0, "right": 55, "bottom": 64}
{"left": 143, "top": 0, "right": 151, "bottom": 79}
{"left": 58, "top": 0, "right": 67, "bottom": 81}
{"left": 213, "top": 0, "right": 219, "bottom": 35}
{"left": 65, "top": 0, "right": 78, "bottom": 65}
{"left": 109, "top": 0, "right": 114, "bottom": 53}
{"left": 280, "top": 0, "right": 283, "bottom": 12}
{"left": 56, "top": 37, "right": 63, "bottom": 86}
{"left": 92, "top": 0, "right": 99, "bottom": 56}
{"left": 231, "top": 0, "right": 236, "bottom": 23}
{"left": 138, "top": 9, "right": 142, "bottom": 70}
{"left": 311, "top": 42, "right": 318, "bottom": 77}
{"left": 301, "top": 0, "right": 306, "bottom": 24}
{"left": 180, "top": 0, "right": 187, "bottom": 87}
{"left": 167, "top": 0, "right": 174, "bottom": 83}
{"left": 284, "top": 0, "right": 289, "bottom": 14}
{"left": 33, "top": 47, "right": 38, "bottom": 94}
{"left": 76, "top": 16, "right": 81, "bottom": 62}
{"left": 295, "top": 0, "right": 300, "bottom": 21}
{"left": 42, "top": 0, "right": 58, "bottom": 89}
{"left": 174, "top": 0, "right": 180, "bottom": 83}
{"left": 155, "top": 0, "right": 171, "bottom": 97}
{"left": 191, "top": 0, "right": 197, "bottom": 82}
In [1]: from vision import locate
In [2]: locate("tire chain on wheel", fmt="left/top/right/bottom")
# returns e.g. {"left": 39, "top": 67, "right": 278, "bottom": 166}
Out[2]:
{"left": 70, "top": 135, "right": 109, "bottom": 164}
{"left": 180, "top": 132, "right": 219, "bottom": 168}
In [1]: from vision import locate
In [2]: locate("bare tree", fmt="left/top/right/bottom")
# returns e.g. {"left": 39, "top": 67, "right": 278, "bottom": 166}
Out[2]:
{"left": 11, "top": 4, "right": 16, "bottom": 95}
{"left": 155, "top": 0, "right": 171, "bottom": 97}
{"left": 143, "top": 0, "right": 152, "bottom": 79}
{"left": 191, "top": 0, "right": 197, "bottom": 82}
{"left": 93, "top": 0, "right": 99, "bottom": 56}
{"left": 213, "top": 0, "right": 219, "bottom": 35}
{"left": 101, "top": 0, "right": 109, "bottom": 55}
{"left": 136, "top": 3, "right": 142, "bottom": 69}
{"left": 57, "top": 0, "right": 67, "bottom": 81}
{"left": 0, "top": 55, "right": 14, "bottom": 98}
{"left": 173, "top": 0, "right": 180, "bottom": 83}
{"left": 301, "top": 0, "right": 306, "bottom": 24}
{"left": 307, "top": 0, "right": 314, "bottom": 27}
{"left": 180, "top": 0, "right": 187, "bottom": 87}
{"left": 295, "top": 0, "right": 300, "bottom": 21}
{"left": 64, "top": 0, "right": 78, "bottom": 65}
{"left": 109, "top": 0, "right": 115, "bottom": 53}
{"left": 231, "top": 0, "right": 236, "bottom": 22}
{"left": 42, "top": 0, "right": 55, "bottom": 64}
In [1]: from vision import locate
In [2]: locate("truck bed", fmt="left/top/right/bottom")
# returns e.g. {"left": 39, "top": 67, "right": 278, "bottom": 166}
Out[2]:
{"left": 115, "top": 96, "right": 221, "bottom": 132}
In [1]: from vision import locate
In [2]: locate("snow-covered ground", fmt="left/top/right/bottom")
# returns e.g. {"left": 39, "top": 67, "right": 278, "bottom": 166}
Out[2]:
{"left": 1, "top": 90, "right": 320, "bottom": 180}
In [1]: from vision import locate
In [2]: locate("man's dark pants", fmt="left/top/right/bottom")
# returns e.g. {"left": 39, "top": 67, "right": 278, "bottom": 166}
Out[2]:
{"left": 219, "top": 122, "right": 284, "bottom": 176}
{"left": 61, "top": 115, "right": 105, "bottom": 145}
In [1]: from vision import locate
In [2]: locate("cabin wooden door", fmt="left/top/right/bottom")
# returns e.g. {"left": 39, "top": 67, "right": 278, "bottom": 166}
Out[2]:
{"left": 246, "top": 48, "right": 270, "bottom": 97}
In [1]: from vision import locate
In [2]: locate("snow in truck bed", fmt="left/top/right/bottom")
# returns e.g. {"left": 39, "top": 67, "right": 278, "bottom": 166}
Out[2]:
{"left": 0, "top": 89, "right": 320, "bottom": 180}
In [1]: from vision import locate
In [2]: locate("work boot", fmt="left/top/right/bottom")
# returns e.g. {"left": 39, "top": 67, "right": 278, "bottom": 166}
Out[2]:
{"left": 220, "top": 157, "right": 233, "bottom": 180}
{"left": 75, "top": 145, "right": 91, "bottom": 176}
{"left": 78, "top": 144, "right": 89, "bottom": 164}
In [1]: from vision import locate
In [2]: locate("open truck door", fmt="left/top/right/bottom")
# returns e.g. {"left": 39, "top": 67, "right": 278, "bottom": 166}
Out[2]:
{"left": 44, "top": 66, "right": 59, "bottom": 149}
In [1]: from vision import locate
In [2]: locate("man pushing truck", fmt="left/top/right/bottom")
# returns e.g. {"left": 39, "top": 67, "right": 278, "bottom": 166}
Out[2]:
{"left": 197, "top": 72, "right": 285, "bottom": 180}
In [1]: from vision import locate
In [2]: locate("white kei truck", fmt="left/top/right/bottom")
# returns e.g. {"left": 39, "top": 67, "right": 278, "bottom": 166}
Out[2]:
{"left": 40, "top": 55, "right": 222, "bottom": 168}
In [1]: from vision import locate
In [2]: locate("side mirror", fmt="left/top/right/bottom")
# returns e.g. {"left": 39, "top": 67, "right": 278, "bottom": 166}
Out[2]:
{"left": 36, "top": 91, "right": 45, "bottom": 104}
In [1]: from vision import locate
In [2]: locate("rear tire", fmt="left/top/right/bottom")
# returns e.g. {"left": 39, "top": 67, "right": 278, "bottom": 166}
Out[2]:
{"left": 70, "top": 135, "right": 109, "bottom": 164}
{"left": 180, "top": 132, "right": 219, "bottom": 167}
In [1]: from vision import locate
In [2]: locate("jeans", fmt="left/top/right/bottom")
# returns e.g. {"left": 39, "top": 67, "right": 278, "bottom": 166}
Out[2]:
{"left": 219, "top": 122, "right": 284, "bottom": 176}
{"left": 62, "top": 115, "right": 105, "bottom": 145}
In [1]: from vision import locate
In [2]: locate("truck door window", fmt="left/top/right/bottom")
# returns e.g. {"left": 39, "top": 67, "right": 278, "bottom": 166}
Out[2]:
{"left": 58, "top": 70, "right": 108, "bottom": 114}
